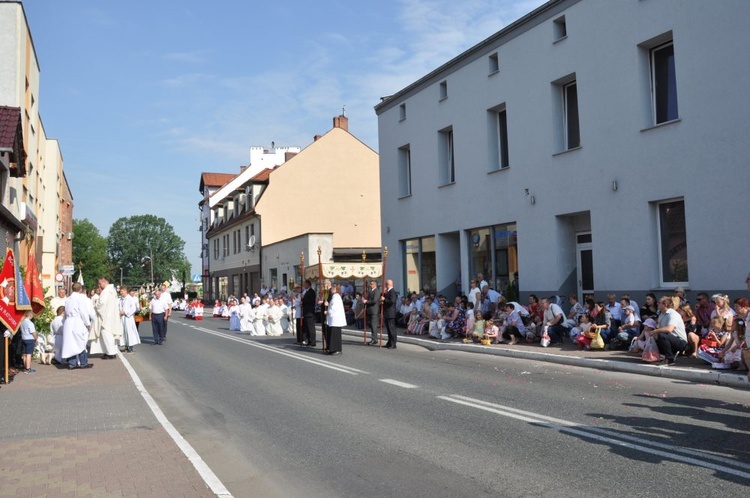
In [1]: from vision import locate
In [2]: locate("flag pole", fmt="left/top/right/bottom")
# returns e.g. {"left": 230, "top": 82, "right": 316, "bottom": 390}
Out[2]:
{"left": 379, "top": 247, "right": 388, "bottom": 347}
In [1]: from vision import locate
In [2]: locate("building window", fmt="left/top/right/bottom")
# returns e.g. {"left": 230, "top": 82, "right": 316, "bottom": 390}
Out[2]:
{"left": 438, "top": 127, "right": 455, "bottom": 185}
{"left": 214, "top": 239, "right": 219, "bottom": 260}
{"left": 233, "top": 231, "right": 237, "bottom": 254}
{"left": 439, "top": 80, "right": 448, "bottom": 101}
{"left": 553, "top": 16, "right": 567, "bottom": 41}
{"left": 488, "top": 104, "right": 509, "bottom": 170}
{"left": 658, "top": 199, "right": 688, "bottom": 285}
{"left": 563, "top": 81, "right": 580, "bottom": 150}
{"left": 651, "top": 41, "right": 678, "bottom": 124}
{"left": 399, "top": 103, "right": 406, "bottom": 121}
{"left": 468, "top": 224, "right": 518, "bottom": 297}
{"left": 403, "top": 236, "right": 436, "bottom": 294}
{"left": 398, "top": 145, "right": 412, "bottom": 197}
{"left": 488, "top": 52, "right": 499, "bottom": 74}
{"left": 245, "top": 225, "right": 250, "bottom": 247}
{"left": 250, "top": 223, "right": 255, "bottom": 236}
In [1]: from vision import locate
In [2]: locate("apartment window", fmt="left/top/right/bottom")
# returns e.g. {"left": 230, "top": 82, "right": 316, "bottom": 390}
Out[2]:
{"left": 214, "top": 239, "right": 219, "bottom": 260}
{"left": 250, "top": 223, "right": 255, "bottom": 236}
{"left": 658, "top": 199, "right": 688, "bottom": 285}
{"left": 438, "top": 127, "right": 455, "bottom": 185}
{"left": 563, "top": 81, "right": 580, "bottom": 149}
{"left": 439, "top": 80, "right": 448, "bottom": 100}
{"left": 399, "top": 103, "right": 406, "bottom": 121}
{"left": 233, "top": 231, "right": 237, "bottom": 254}
{"left": 398, "top": 145, "right": 412, "bottom": 197}
{"left": 488, "top": 104, "right": 509, "bottom": 171}
{"left": 488, "top": 53, "right": 499, "bottom": 74}
{"left": 553, "top": 16, "right": 567, "bottom": 41}
{"left": 245, "top": 225, "right": 250, "bottom": 246}
{"left": 651, "top": 41, "right": 678, "bottom": 124}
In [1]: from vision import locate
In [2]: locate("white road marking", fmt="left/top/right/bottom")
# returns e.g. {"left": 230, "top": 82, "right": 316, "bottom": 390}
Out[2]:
{"left": 439, "top": 394, "right": 750, "bottom": 480}
{"left": 118, "top": 352, "right": 233, "bottom": 497}
{"left": 380, "top": 379, "right": 419, "bottom": 389}
{"left": 192, "top": 326, "right": 368, "bottom": 375}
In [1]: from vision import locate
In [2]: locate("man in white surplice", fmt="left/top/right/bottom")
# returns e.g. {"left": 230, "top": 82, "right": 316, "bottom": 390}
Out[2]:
{"left": 61, "top": 282, "right": 95, "bottom": 369}
{"left": 93, "top": 277, "right": 122, "bottom": 359}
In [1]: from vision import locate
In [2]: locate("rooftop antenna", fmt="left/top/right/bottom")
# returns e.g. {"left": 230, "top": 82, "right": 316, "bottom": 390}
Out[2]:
{"left": 342, "top": 105, "right": 346, "bottom": 117}
{"left": 271, "top": 141, "right": 275, "bottom": 149}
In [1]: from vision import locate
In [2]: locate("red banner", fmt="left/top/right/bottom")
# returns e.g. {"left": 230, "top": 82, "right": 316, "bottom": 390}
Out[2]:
{"left": 24, "top": 253, "right": 45, "bottom": 315}
{"left": 0, "top": 248, "right": 26, "bottom": 333}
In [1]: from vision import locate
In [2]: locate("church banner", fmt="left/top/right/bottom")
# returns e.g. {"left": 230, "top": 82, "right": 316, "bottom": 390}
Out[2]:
{"left": 304, "top": 262, "right": 383, "bottom": 281}
{"left": 0, "top": 248, "right": 26, "bottom": 333}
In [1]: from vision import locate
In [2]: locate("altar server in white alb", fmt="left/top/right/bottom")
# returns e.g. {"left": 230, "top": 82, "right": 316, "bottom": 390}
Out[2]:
{"left": 229, "top": 298, "right": 241, "bottom": 331}
{"left": 266, "top": 298, "right": 283, "bottom": 336}
{"left": 239, "top": 297, "right": 254, "bottom": 333}
{"left": 119, "top": 286, "right": 141, "bottom": 353}
{"left": 93, "top": 276, "right": 122, "bottom": 359}
{"left": 61, "top": 283, "right": 95, "bottom": 369}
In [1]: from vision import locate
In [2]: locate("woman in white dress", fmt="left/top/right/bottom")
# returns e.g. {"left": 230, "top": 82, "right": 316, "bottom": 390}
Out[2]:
{"left": 229, "top": 299, "right": 241, "bottom": 331}
{"left": 119, "top": 286, "right": 141, "bottom": 353}
{"left": 325, "top": 284, "right": 346, "bottom": 355}
{"left": 239, "top": 297, "right": 254, "bottom": 333}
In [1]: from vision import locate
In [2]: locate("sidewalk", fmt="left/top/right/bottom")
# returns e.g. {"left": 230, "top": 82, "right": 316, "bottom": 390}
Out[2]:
{"left": 342, "top": 327, "right": 750, "bottom": 389}
{"left": 0, "top": 356, "right": 217, "bottom": 497}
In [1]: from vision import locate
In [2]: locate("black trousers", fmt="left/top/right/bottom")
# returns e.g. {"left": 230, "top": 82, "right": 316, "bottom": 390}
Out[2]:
{"left": 303, "top": 313, "right": 316, "bottom": 345}
{"left": 385, "top": 316, "right": 397, "bottom": 346}
{"left": 296, "top": 318, "right": 304, "bottom": 343}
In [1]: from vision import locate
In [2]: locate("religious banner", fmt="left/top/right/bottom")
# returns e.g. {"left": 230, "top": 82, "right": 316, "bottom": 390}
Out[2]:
{"left": 0, "top": 248, "right": 26, "bottom": 332}
{"left": 304, "top": 262, "right": 383, "bottom": 281}
{"left": 24, "top": 253, "right": 46, "bottom": 315}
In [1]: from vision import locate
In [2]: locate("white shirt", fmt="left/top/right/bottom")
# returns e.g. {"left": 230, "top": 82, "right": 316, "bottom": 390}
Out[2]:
{"left": 150, "top": 297, "right": 167, "bottom": 314}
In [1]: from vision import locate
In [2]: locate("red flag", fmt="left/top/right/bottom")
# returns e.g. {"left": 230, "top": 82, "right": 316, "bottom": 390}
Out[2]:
{"left": 0, "top": 248, "right": 26, "bottom": 333}
{"left": 24, "top": 253, "right": 45, "bottom": 315}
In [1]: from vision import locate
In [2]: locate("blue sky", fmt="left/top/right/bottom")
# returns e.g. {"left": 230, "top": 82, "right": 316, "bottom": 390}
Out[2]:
{"left": 22, "top": 0, "right": 545, "bottom": 274}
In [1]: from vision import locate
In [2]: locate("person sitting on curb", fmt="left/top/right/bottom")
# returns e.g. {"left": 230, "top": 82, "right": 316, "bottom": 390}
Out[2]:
{"left": 650, "top": 296, "right": 688, "bottom": 366}
{"left": 541, "top": 298, "right": 567, "bottom": 345}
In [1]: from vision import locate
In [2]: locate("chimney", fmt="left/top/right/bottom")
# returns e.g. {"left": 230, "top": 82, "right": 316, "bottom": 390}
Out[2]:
{"left": 284, "top": 151, "right": 298, "bottom": 162}
{"left": 333, "top": 114, "right": 348, "bottom": 131}
{"left": 313, "top": 134, "right": 323, "bottom": 141}
{"left": 240, "top": 166, "right": 247, "bottom": 173}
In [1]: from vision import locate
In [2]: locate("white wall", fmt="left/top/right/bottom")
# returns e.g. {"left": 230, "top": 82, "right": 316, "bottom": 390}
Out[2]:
{"left": 377, "top": 0, "right": 750, "bottom": 298}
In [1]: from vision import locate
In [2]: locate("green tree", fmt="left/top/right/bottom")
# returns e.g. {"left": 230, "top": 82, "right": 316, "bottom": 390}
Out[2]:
{"left": 107, "top": 215, "right": 188, "bottom": 288}
{"left": 72, "top": 219, "right": 111, "bottom": 288}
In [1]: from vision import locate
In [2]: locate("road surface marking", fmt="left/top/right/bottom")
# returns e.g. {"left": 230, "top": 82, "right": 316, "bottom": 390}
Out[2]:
{"left": 380, "top": 379, "right": 419, "bottom": 389}
{"left": 119, "top": 352, "right": 233, "bottom": 497}
{"left": 438, "top": 394, "right": 750, "bottom": 481}
{"left": 192, "top": 326, "right": 368, "bottom": 375}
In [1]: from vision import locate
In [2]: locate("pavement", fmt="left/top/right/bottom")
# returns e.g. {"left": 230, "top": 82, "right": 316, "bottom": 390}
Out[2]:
{"left": 1, "top": 322, "right": 746, "bottom": 497}
{"left": 0, "top": 352, "right": 219, "bottom": 498}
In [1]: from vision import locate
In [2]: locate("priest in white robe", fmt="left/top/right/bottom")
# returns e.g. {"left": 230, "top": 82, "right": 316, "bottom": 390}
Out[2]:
{"left": 278, "top": 297, "right": 291, "bottom": 334}
{"left": 119, "top": 286, "right": 141, "bottom": 353}
{"left": 93, "top": 277, "right": 122, "bottom": 359}
{"left": 229, "top": 299, "right": 241, "bottom": 331}
{"left": 61, "top": 283, "right": 95, "bottom": 369}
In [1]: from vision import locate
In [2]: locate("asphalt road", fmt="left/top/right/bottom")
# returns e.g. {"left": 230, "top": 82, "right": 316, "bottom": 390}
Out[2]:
{"left": 126, "top": 318, "right": 750, "bottom": 498}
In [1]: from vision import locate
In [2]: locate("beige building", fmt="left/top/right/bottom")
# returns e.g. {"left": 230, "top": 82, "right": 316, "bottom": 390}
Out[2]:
{"left": 255, "top": 114, "right": 381, "bottom": 291}
{"left": 203, "top": 115, "right": 381, "bottom": 299}
{"left": 0, "top": 1, "right": 73, "bottom": 293}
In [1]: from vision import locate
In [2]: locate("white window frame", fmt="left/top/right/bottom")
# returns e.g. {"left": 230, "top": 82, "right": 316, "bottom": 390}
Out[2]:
{"left": 650, "top": 41, "right": 679, "bottom": 125}
{"left": 398, "top": 145, "right": 412, "bottom": 197}
{"left": 563, "top": 81, "right": 580, "bottom": 150}
{"left": 656, "top": 198, "right": 689, "bottom": 287}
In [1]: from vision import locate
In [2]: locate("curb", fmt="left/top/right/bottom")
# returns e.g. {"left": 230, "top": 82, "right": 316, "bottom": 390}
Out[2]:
{"left": 341, "top": 328, "right": 749, "bottom": 389}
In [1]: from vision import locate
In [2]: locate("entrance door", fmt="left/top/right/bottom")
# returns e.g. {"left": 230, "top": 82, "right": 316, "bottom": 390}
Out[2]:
{"left": 576, "top": 232, "right": 594, "bottom": 301}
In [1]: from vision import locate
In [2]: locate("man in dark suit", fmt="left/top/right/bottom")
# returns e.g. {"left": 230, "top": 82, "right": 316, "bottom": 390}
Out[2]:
{"left": 382, "top": 279, "right": 398, "bottom": 349}
{"left": 301, "top": 280, "right": 317, "bottom": 347}
{"left": 363, "top": 280, "right": 381, "bottom": 345}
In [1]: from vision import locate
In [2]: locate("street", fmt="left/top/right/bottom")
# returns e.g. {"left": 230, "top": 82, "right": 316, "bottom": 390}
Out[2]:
{"left": 127, "top": 318, "right": 750, "bottom": 497}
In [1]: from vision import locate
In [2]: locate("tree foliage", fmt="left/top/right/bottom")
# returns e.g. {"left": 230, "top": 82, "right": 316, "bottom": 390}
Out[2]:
{"left": 107, "top": 215, "right": 188, "bottom": 288}
{"left": 72, "top": 219, "right": 111, "bottom": 287}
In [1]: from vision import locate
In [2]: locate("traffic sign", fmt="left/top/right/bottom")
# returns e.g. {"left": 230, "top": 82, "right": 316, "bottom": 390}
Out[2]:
{"left": 55, "top": 273, "right": 63, "bottom": 282}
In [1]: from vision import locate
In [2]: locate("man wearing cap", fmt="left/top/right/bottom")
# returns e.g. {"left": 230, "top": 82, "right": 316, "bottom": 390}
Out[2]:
{"left": 651, "top": 296, "right": 688, "bottom": 365}
{"left": 159, "top": 282, "right": 173, "bottom": 342}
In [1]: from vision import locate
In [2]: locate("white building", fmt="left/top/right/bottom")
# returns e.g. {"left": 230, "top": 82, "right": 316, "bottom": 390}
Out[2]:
{"left": 199, "top": 144, "right": 301, "bottom": 300}
{"left": 375, "top": 0, "right": 750, "bottom": 303}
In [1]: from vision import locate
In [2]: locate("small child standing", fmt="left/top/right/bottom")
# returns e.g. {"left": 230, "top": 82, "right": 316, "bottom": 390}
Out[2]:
{"left": 20, "top": 310, "right": 37, "bottom": 374}
{"left": 471, "top": 310, "right": 485, "bottom": 343}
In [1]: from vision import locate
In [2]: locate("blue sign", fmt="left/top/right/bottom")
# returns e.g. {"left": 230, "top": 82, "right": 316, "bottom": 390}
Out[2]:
{"left": 191, "top": 274, "right": 202, "bottom": 283}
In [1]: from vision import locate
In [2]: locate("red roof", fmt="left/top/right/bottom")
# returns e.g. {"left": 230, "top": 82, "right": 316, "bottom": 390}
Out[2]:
{"left": 199, "top": 172, "right": 236, "bottom": 193}
{"left": 251, "top": 168, "right": 273, "bottom": 182}
{"left": 0, "top": 106, "right": 26, "bottom": 176}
